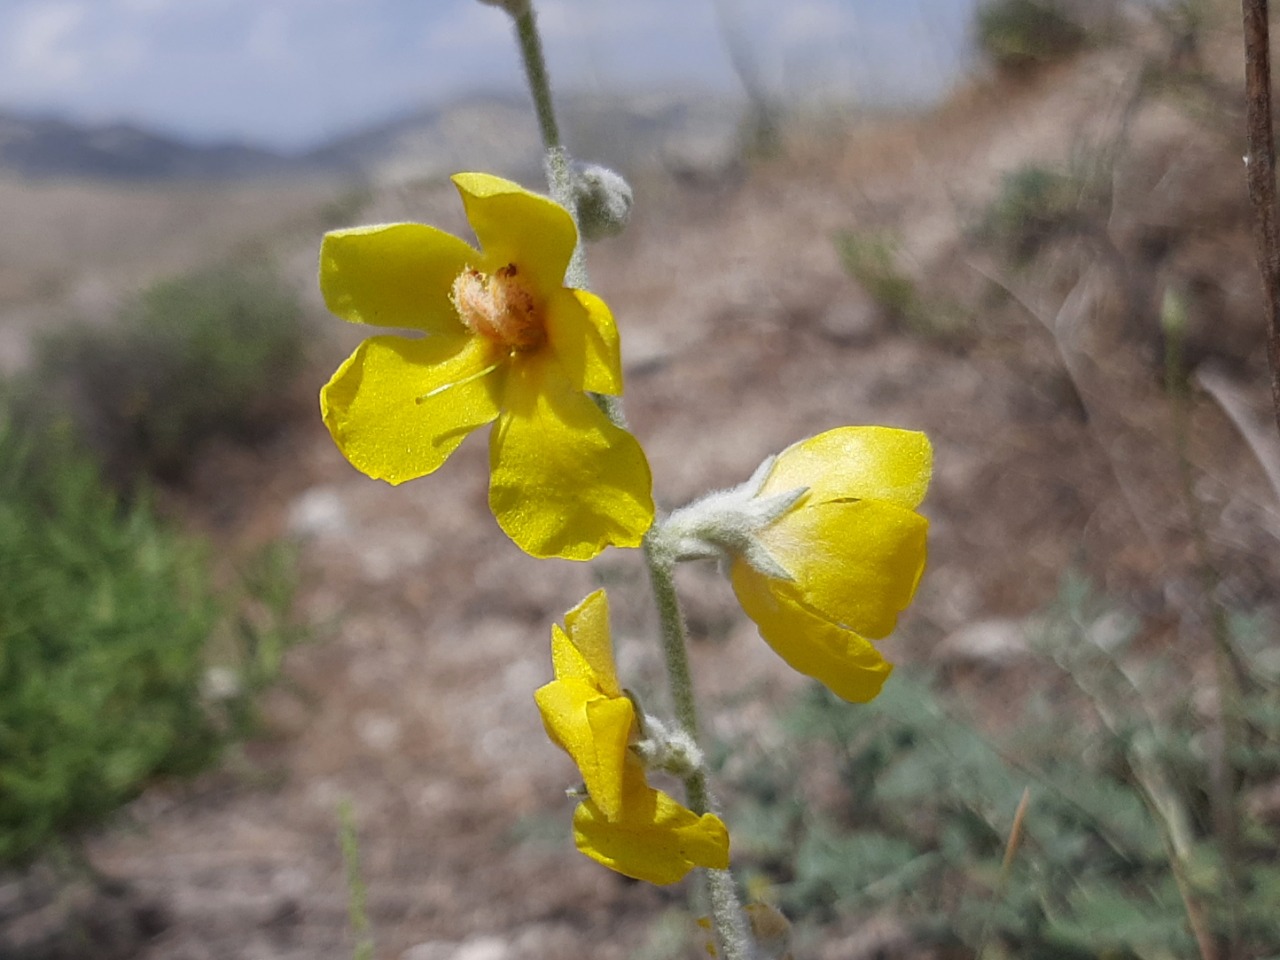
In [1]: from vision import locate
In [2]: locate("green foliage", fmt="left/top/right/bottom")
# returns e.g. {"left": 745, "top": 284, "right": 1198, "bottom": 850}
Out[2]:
{"left": 34, "top": 261, "right": 306, "bottom": 483}
{"left": 339, "top": 801, "right": 375, "bottom": 960}
{"left": 980, "top": 164, "right": 1093, "bottom": 262}
{"left": 975, "top": 0, "right": 1089, "bottom": 72}
{"left": 726, "top": 575, "right": 1280, "bottom": 958}
{"left": 834, "top": 232, "right": 967, "bottom": 338}
{"left": 0, "top": 397, "right": 300, "bottom": 865}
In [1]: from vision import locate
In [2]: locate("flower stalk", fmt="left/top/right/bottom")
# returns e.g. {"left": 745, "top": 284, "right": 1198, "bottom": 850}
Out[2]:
{"left": 644, "top": 533, "right": 753, "bottom": 960}
{"left": 513, "top": 5, "right": 559, "bottom": 150}
{"left": 509, "top": 4, "right": 589, "bottom": 290}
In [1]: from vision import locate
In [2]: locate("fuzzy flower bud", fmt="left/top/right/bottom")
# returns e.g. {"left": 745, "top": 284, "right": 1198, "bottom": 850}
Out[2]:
{"left": 631, "top": 714, "right": 704, "bottom": 779}
{"left": 573, "top": 163, "right": 633, "bottom": 241}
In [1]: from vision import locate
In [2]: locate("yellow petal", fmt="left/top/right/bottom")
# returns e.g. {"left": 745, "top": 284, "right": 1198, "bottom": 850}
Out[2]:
{"left": 762, "top": 500, "right": 928, "bottom": 639}
{"left": 730, "top": 561, "right": 893, "bottom": 703}
{"left": 573, "top": 787, "right": 731, "bottom": 885}
{"left": 452, "top": 173, "right": 577, "bottom": 297}
{"left": 320, "top": 223, "right": 475, "bottom": 333}
{"left": 321, "top": 333, "right": 505, "bottom": 485}
{"left": 761, "top": 426, "right": 932, "bottom": 508}
{"left": 489, "top": 351, "right": 654, "bottom": 560}
{"left": 551, "top": 590, "right": 621, "bottom": 696}
{"left": 545, "top": 289, "right": 624, "bottom": 395}
{"left": 549, "top": 622, "right": 594, "bottom": 686}
{"left": 534, "top": 680, "right": 634, "bottom": 820}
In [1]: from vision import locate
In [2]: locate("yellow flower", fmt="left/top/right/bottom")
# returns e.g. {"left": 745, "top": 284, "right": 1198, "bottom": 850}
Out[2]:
{"left": 318, "top": 173, "right": 654, "bottom": 561}
{"left": 659, "top": 426, "right": 930, "bottom": 702}
{"left": 534, "top": 590, "right": 730, "bottom": 884}
{"left": 731, "top": 427, "right": 931, "bottom": 702}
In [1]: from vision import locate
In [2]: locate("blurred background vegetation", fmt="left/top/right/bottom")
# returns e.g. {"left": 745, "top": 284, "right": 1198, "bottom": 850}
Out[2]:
{"left": 0, "top": 256, "right": 307, "bottom": 950}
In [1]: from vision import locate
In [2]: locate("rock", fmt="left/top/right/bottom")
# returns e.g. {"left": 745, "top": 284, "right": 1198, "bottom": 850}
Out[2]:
{"left": 817, "top": 293, "right": 881, "bottom": 344}
{"left": 935, "top": 618, "right": 1033, "bottom": 666}
{"left": 287, "top": 485, "right": 349, "bottom": 539}
{"left": 401, "top": 935, "right": 511, "bottom": 960}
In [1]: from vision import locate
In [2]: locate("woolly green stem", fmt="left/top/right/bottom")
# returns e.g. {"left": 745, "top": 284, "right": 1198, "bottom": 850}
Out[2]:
{"left": 510, "top": 6, "right": 588, "bottom": 291}
{"left": 514, "top": 6, "right": 559, "bottom": 148}
{"left": 510, "top": 6, "right": 751, "bottom": 955}
{"left": 644, "top": 537, "right": 754, "bottom": 960}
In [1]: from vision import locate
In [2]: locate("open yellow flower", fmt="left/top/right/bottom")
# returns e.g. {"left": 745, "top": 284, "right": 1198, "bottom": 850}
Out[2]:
{"left": 535, "top": 590, "right": 730, "bottom": 884}
{"left": 730, "top": 427, "right": 931, "bottom": 702}
{"left": 319, "top": 173, "right": 654, "bottom": 560}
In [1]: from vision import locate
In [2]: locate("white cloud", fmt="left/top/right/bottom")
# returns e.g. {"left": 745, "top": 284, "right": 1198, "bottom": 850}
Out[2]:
{"left": 776, "top": 0, "right": 859, "bottom": 45}
{"left": 0, "top": 0, "right": 971, "bottom": 150}
{"left": 245, "top": 6, "right": 296, "bottom": 66}
{"left": 421, "top": 2, "right": 511, "bottom": 51}
{"left": 8, "top": 2, "right": 91, "bottom": 89}
{"left": 112, "top": 0, "right": 173, "bottom": 13}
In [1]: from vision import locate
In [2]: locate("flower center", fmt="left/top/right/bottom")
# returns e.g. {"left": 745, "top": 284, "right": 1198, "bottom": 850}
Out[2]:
{"left": 451, "top": 263, "right": 545, "bottom": 351}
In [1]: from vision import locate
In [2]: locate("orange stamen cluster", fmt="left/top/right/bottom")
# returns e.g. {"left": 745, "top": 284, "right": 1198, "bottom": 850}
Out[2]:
{"left": 451, "top": 263, "right": 544, "bottom": 351}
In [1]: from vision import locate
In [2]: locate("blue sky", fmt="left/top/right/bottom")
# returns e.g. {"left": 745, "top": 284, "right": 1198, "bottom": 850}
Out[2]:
{"left": 0, "top": 0, "right": 975, "bottom": 152}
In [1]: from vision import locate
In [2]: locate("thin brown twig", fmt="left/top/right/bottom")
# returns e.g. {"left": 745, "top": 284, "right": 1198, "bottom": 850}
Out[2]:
{"left": 1241, "top": 0, "right": 1280, "bottom": 434}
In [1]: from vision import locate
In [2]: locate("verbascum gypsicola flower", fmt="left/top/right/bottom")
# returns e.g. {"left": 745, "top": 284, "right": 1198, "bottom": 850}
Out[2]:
{"left": 535, "top": 590, "right": 730, "bottom": 884}
{"left": 319, "top": 173, "right": 654, "bottom": 561}
{"left": 659, "top": 427, "right": 931, "bottom": 702}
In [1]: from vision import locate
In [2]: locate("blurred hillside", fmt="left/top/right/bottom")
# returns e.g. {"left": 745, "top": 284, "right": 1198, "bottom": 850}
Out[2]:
{"left": 0, "top": 93, "right": 743, "bottom": 185}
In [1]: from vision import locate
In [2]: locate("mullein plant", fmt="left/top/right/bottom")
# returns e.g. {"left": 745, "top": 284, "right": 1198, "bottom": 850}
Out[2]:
{"left": 317, "top": 1, "right": 932, "bottom": 956}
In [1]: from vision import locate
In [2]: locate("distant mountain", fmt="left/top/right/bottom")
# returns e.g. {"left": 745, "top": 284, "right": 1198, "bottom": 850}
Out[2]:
{"left": 0, "top": 110, "right": 301, "bottom": 181}
{"left": 0, "top": 93, "right": 744, "bottom": 183}
{"left": 303, "top": 91, "right": 745, "bottom": 186}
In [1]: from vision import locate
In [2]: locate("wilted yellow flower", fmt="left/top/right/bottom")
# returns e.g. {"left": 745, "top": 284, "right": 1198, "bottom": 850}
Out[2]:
{"left": 732, "top": 427, "right": 930, "bottom": 701}
{"left": 661, "top": 426, "right": 931, "bottom": 702}
{"left": 535, "top": 590, "right": 730, "bottom": 884}
{"left": 319, "top": 173, "right": 653, "bottom": 561}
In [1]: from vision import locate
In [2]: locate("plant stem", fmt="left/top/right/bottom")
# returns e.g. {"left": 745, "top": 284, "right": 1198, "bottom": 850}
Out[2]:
{"left": 643, "top": 537, "right": 754, "bottom": 960}
{"left": 510, "top": 5, "right": 588, "bottom": 290}
{"left": 1166, "top": 310, "right": 1244, "bottom": 958}
{"left": 1241, "top": 0, "right": 1280, "bottom": 434}
{"left": 338, "top": 801, "right": 375, "bottom": 960}
{"left": 510, "top": 6, "right": 750, "bottom": 955}
{"left": 514, "top": 7, "right": 559, "bottom": 149}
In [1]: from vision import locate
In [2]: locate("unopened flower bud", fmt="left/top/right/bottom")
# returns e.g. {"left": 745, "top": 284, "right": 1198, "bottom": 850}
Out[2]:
{"left": 573, "top": 164, "right": 633, "bottom": 241}
{"left": 632, "top": 715, "right": 704, "bottom": 779}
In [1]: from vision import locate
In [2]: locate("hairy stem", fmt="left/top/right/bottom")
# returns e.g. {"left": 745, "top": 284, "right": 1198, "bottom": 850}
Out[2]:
{"left": 514, "top": 6, "right": 559, "bottom": 149}
{"left": 643, "top": 537, "right": 753, "bottom": 960}
{"left": 509, "top": 5, "right": 751, "bottom": 955}
{"left": 511, "top": 7, "right": 588, "bottom": 290}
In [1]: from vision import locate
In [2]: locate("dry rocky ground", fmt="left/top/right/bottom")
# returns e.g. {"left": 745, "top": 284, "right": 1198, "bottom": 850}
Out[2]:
{"left": 5, "top": 17, "right": 1280, "bottom": 959}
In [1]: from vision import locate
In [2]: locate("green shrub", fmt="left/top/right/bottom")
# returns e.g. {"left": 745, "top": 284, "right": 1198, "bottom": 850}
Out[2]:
{"left": 980, "top": 164, "right": 1092, "bottom": 262}
{"left": 835, "top": 232, "right": 968, "bottom": 338}
{"left": 975, "top": 0, "right": 1088, "bottom": 72}
{"left": 0, "top": 397, "right": 298, "bottom": 865}
{"left": 725, "top": 575, "right": 1280, "bottom": 958}
{"left": 34, "top": 261, "right": 306, "bottom": 483}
